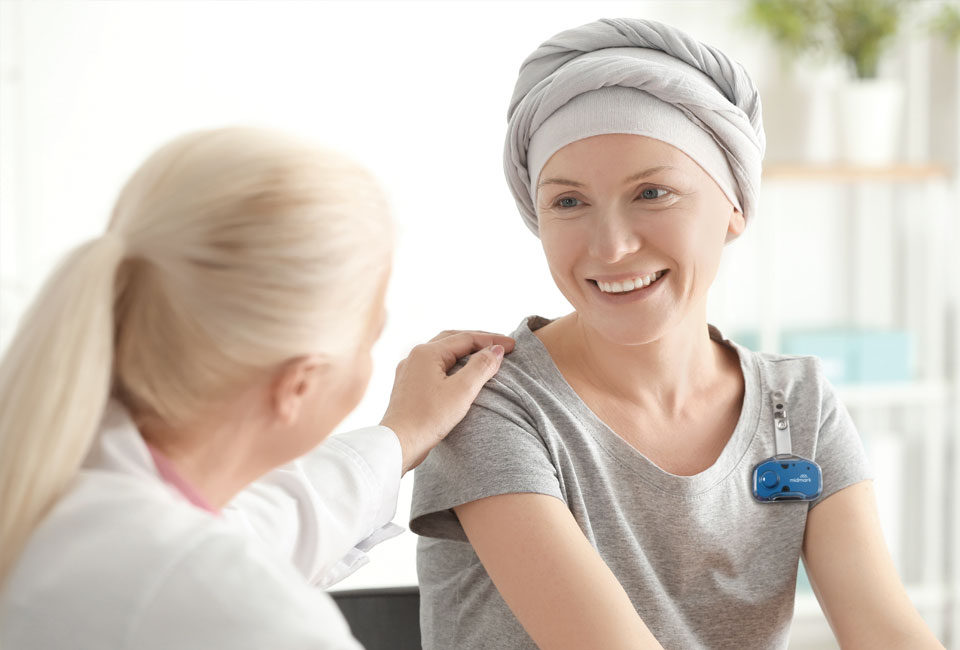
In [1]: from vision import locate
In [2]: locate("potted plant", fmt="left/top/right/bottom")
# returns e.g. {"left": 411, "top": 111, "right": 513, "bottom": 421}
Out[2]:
{"left": 746, "top": 0, "right": 826, "bottom": 69}
{"left": 744, "top": 0, "right": 837, "bottom": 163}
{"left": 826, "top": 0, "right": 905, "bottom": 164}
{"left": 928, "top": 3, "right": 960, "bottom": 48}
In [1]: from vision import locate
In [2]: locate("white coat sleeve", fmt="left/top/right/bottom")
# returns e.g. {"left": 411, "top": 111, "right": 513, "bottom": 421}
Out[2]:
{"left": 222, "top": 426, "right": 405, "bottom": 588}
{"left": 129, "top": 528, "right": 365, "bottom": 650}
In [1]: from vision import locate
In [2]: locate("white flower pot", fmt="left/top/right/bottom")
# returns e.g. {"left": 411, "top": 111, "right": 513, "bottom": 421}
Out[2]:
{"left": 837, "top": 79, "right": 904, "bottom": 165}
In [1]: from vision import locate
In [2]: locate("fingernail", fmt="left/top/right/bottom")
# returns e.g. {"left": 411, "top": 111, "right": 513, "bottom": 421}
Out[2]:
{"left": 491, "top": 344, "right": 504, "bottom": 360}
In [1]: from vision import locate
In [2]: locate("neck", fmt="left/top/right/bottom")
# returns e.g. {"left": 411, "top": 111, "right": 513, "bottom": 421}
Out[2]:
{"left": 544, "top": 307, "right": 728, "bottom": 418}
{"left": 138, "top": 396, "right": 273, "bottom": 510}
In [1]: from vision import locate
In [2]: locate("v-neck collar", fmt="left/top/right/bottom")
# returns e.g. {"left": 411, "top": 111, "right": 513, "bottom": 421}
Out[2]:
{"left": 517, "top": 316, "right": 762, "bottom": 497}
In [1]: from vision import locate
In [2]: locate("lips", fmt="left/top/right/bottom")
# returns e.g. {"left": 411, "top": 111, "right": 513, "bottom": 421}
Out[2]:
{"left": 583, "top": 269, "right": 670, "bottom": 306}
{"left": 593, "top": 269, "right": 668, "bottom": 294}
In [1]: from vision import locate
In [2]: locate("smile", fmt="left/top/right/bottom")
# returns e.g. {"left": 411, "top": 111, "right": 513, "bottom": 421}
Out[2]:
{"left": 592, "top": 270, "right": 667, "bottom": 294}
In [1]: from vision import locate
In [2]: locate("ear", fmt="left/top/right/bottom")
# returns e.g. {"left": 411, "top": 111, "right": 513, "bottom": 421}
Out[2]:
{"left": 724, "top": 207, "right": 746, "bottom": 244}
{"left": 270, "top": 355, "right": 327, "bottom": 426}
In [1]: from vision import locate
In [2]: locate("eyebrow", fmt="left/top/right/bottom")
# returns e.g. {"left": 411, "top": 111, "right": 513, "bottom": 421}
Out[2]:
{"left": 537, "top": 166, "right": 677, "bottom": 189}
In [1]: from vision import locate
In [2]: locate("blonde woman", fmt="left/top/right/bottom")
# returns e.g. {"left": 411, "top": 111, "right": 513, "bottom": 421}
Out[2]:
{"left": 411, "top": 18, "right": 944, "bottom": 650}
{"left": 0, "top": 127, "right": 513, "bottom": 649}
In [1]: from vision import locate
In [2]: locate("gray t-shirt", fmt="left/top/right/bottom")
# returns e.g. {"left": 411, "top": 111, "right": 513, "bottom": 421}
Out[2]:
{"left": 410, "top": 316, "right": 873, "bottom": 650}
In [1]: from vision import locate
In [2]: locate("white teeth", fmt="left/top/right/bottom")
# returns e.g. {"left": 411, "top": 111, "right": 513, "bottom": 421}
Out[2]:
{"left": 595, "top": 270, "right": 666, "bottom": 294}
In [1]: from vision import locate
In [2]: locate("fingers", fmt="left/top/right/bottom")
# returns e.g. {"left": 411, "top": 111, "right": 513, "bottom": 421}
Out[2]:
{"left": 428, "top": 330, "right": 458, "bottom": 343}
{"left": 428, "top": 329, "right": 516, "bottom": 349}
{"left": 450, "top": 344, "right": 506, "bottom": 398}
{"left": 428, "top": 329, "right": 465, "bottom": 343}
{"left": 426, "top": 332, "right": 515, "bottom": 369}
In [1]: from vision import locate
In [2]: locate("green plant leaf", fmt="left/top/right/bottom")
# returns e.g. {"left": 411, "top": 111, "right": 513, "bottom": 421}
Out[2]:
{"left": 825, "top": 0, "right": 903, "bottom": 79}
{"left": 744, "top": 0, "right": 828, "bottom": 60}
{"left": 928, "top": 3, "right": 960, "bottom": 49}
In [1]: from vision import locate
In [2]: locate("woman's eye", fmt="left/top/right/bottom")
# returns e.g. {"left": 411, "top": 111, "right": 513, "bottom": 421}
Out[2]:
{"left": 639, "top": 188, "right": 670, "bottom": 200}
{"left": 555, "top": 196, "right": 582, "bottom": 209}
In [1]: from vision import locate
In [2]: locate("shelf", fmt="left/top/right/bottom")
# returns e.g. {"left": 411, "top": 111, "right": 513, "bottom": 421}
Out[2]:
{"left": 763, "top": 163, "right": 952, "bottom": 182}
{"left": 835, "top": 381, "right": 951, "bottom": 408}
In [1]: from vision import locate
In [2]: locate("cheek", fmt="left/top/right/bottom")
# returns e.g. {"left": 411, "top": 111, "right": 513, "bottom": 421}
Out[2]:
{"left": 323, "top": 355, "right": 373, "bottom": 424}
{"left": 540, "top": 225, "right": 581, "bottom": 276}
{"left": 309, "top": 354, "right": 373, "bottom": 433}
{"left": 344, "top": 354, "right": 374, "bottom": 408}
{"left": 680, "top": 210, "right": 729, "bottom": 286}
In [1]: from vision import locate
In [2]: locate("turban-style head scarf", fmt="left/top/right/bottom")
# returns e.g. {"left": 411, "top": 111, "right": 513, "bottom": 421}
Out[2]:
{"left": 504, "top": 18, "right": 766, "bottom": 237}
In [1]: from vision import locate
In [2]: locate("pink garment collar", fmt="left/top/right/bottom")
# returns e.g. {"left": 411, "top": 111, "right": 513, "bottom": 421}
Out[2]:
{"left": 146, "top": 443, "right": 218, "bottom": 514}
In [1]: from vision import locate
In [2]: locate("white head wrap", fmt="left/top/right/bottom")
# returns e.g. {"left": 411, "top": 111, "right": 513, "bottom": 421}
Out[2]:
{"left": 504, "top": 18, "right": 766, "bottom": 237}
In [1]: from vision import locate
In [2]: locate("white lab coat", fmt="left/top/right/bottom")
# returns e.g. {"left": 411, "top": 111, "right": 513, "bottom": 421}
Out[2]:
{"left": 0, "top": 401, "right": 404, "bottom": 649}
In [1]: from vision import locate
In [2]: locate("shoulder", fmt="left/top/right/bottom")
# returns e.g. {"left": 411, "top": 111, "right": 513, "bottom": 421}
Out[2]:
{"left": 410, "top": 317, "right": 570, "bottom": 484}
{"left": 731, "top": 342, "right": 847, "bottom": 436}
{"left": 714, "top": 325, "right": 841, "bottom": 427}
{"left": 411, "top": 318, "right": 565, "bottom": 519}
{"left": 751, "top": 348, "right": 824, "bottom": 390}
{"left": 723, "top": 330, "right": 830, "bottom": 404}
{"left": 447, "top": 316, "right": 553, "bottom": 424}
{"left": 2, "top": 473, "right": 305, "bottom": 648}
{"left": 482, "top": 315, "right": 567, "bottom": 402}
{"left": 20, "top": 469, "right": 218, "bottom": 570}
{"left": 481, "top": 316, "right": 549, "bottom": 395}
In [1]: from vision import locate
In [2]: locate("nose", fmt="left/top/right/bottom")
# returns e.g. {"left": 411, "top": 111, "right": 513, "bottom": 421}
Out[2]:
{"left": 587, "top": 205, "right": 642, "bottom": 264}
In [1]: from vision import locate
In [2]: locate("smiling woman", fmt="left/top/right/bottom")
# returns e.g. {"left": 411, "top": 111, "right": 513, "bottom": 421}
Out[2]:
{"left": 534, "top": 134, "right": 743, "bottom": 347}
{"left": 409, "top": 16, "right": 944, "bottom": 650}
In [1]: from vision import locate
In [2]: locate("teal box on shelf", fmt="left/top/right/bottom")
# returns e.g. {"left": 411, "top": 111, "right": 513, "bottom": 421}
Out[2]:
{"left": 781, "top": 331, "right": 853, "bottom": 384}
{"left": 781, "top": 330, "right": 912, "bottom": 385}
{"left": 729, "top": 330, "right": 760, "bottom": 351}
{"left": 854, "top": 330, "right": 913, "bottom": 384}
{"left": 728, "top": 329, "right": 913, "bottom": 384}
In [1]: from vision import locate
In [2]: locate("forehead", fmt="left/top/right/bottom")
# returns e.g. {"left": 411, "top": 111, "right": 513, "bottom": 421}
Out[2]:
{"left": 537, "top": 134, "right": 706, "bottom": 192}
{"left": 543, "top": 134, "right": 690, "bottom": 171}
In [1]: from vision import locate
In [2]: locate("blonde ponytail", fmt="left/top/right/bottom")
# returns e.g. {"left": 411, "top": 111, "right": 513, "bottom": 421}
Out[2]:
{"left": 0, "top": 235, "right": 125, "bottom": 581}
{"left": 0, "top": 127, "right": 393, "bottom": 583}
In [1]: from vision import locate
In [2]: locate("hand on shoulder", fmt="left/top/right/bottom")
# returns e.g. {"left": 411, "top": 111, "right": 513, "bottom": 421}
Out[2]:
{"left": 381, "top": 330, "right": 515, "bottom": 474}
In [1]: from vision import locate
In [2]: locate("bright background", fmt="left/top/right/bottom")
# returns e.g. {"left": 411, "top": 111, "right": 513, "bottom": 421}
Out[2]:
{"left": 1, "top": 1, "right": 957, "bottom": 648}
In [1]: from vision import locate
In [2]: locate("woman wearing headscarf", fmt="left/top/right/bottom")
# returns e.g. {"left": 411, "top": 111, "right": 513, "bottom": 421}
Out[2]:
{"left": 410, "top": 18, "right": 943, "bottom": 650}
{"left": 0, "top": 127, "right": 515, "bottom": 649}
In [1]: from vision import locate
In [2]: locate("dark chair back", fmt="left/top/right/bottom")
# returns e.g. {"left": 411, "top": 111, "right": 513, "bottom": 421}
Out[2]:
{"left": 331, "top": 586, "right": 421, "bottom": 650}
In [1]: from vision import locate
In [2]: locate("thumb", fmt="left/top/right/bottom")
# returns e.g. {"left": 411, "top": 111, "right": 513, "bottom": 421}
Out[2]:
{"left": 450, "top": 344, "right": 505, "bottom": 397}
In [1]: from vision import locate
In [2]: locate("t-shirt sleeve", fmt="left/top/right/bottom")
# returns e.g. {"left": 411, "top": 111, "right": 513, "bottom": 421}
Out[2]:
{"left": 809, "top": 362, "right": 874, "bottom": 510}
{"left": 410, "top": 375, "right": 564, "bottom": 542}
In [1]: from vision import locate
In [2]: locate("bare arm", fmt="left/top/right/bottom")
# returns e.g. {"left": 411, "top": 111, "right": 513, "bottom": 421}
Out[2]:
{"left": 802, "top": 480, "right": 945, "bottom": 649}
{"left": 455, "top": 493, "right": 665, "bottom": 650}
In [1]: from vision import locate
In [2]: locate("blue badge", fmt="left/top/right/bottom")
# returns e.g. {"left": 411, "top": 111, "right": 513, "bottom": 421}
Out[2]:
{"left": 752, "top": 390, "right": 823, "bottom": 503}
